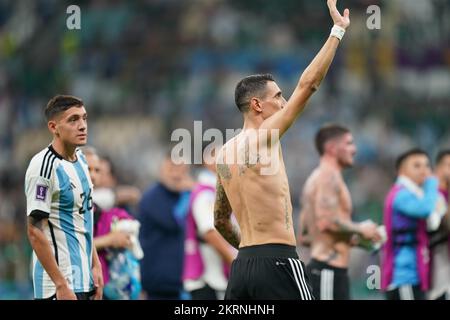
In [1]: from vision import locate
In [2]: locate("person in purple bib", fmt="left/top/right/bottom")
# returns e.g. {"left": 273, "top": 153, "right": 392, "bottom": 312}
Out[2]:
{"left": 381, "top": 148, "right": 439, "bottom": 300}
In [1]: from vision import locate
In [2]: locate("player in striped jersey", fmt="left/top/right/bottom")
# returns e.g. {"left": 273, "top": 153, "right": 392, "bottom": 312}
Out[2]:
{"left": 25, "top": 95, "right": 103, "bottom": 300}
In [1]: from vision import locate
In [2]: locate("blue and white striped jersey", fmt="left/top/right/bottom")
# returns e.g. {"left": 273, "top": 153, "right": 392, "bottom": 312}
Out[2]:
{"left": 25, "top": 145, "right": 94, "bottom": 299}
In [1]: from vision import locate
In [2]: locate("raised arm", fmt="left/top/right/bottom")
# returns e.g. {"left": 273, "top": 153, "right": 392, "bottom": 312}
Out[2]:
{"left": 261, "top": 0, "right": 350, "bottom": 138}
{"left": 214, "top": 175, "right": 240, "bottom": 249}
{"left": 27, "top": 211, "right": 77, "bottom": 300}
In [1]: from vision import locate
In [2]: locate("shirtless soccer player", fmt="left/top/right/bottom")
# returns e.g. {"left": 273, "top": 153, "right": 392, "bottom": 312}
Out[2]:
{"left": 213, "top": 0, "right": 351, "bottom": 300}
{"left": 298, "top": 124, "right": 381, "bottom": 300}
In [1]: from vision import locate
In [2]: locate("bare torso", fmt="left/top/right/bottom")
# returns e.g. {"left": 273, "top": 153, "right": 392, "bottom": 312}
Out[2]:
{"left": 217, "top": 130, "right": 296, "bottom": 247}
{"left": 301, "top": 166, "right": 353, "bottom": 268}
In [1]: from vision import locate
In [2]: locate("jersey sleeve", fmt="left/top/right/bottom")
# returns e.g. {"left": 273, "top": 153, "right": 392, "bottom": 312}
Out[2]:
{"left": 192, "top": 189, "right": 216, "bottom": 236}
{"left": 25, "top": 163, "right": 54, "bottom": 217}
{"left": 393, "top": 178, "right": 439, "bottom": 219}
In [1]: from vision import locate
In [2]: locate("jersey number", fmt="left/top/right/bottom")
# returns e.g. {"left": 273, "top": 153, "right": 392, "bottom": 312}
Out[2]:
{"left": 79, "top": 190, "right": 93, "bottom": 215}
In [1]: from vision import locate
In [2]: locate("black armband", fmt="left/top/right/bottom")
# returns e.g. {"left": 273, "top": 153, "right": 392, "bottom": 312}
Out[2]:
{"left": 29, "top": 210, "right": 50, "bottom": 220}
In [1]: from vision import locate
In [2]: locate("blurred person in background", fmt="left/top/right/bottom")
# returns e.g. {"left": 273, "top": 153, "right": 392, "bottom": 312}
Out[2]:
{"left": 138, "top": 152, "right": 194, "bottom": 300}
{"left": 183, "top": 146, "right": 236, "bottom": 300}
{"left": 381, "top": 149, "right": 439, "bottom": 300}
{"left": 81, "top": 148, "right": 131, "bottom": 256}
{"left": 298, "top": 124, "right": 382, "bottom": 300}
{"left": 94, "top": 156, "right": 141, "bottom": 213}
{"left": 84, "top": 147, "right": 142, "bottom": 300}
{"left": 427, "top": 150, "right": 450, "bottom": 300}
{"left": 25, "top": 95, "right": 103, "bottom": 300}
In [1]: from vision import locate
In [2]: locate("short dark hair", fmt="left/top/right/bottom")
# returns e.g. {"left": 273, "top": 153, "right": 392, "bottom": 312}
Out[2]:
{"left": 436, "top": 149, "right": 450, "bottom": 165}
{"left": 395, "top": 148, "right": 429, "bottom": 171}
{"left": 315, "top": 124, "right": 350, "bottom": 156}
{"left": 235, "top": 74, "right": 275, "bottom": 113}
{"left": 45, "top": 95, "right": 84, "bottom": 120}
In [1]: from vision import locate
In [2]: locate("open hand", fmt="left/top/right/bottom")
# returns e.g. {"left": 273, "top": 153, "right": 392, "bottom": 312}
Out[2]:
{"left": 327, "top": 0, "right": 350, "bottom": 29}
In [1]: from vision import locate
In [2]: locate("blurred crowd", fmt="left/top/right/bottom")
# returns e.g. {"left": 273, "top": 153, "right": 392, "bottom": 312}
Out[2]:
{"left": 0, "top": 0, "right": 449, "bottom": 299}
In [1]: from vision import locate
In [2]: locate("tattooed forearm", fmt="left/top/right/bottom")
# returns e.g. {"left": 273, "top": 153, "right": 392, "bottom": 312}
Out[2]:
{"left": 316, "top": 173, "right": 360, "bottom": 236}
{"left": 331, "top": 217, "right": 361, "bottom": 236}
{"left": 215, "top": 220, "right": 241, "bottom": 249}
{"left": 217, "top": 163, "right": 232, "bottom": 181}
{"left": 215, "top": 178, "right": 232, "bottom": 213}
{"left": 214, "top": 177, "right": 240, "bottom": 248}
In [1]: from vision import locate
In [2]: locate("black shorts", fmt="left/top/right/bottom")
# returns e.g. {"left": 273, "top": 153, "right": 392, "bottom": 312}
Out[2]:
{"left": 385, "top": 285, "right": 426, "bottom": 300}
{"left": 225, "top": 244, "right": 314, "bottom": 300}
{"left": 306, "top": 259, "right": 350, "bottom": 300}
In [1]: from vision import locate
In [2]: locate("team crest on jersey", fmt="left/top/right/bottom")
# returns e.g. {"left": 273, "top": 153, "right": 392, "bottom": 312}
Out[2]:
{"left": 36, "top": 184, "right": 48, "bottom": 201}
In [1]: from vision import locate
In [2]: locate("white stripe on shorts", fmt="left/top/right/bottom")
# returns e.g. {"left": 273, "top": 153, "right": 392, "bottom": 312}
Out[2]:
{"left": 293, "top": 259, "right": 313, "bottom": 300}
{"left": 320, "top": 269, "right": 334, "bottom": 300}
{"left": 288, "top": 258, "right": 312, "bottom": 300}
{"left": 288, "top": 258, "right": 305, "bottom": 300}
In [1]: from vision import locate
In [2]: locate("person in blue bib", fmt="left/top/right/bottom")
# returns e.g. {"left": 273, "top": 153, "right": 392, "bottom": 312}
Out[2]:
{"left": 381, "top": 149, "right": 439, "bottom": 300}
